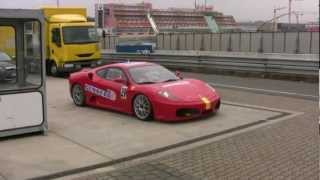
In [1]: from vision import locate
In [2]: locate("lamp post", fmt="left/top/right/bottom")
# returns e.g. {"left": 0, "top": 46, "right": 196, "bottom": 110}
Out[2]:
{"left": 273, "top": 7, "right": 286, "bottom": 32}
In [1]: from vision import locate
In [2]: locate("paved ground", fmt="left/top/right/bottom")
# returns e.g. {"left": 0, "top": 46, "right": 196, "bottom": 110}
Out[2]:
{"left": 0, "top": 72, "right": 318, "bottom": 180}
{"left": 182, "top": 72, "right": 318, "bottom": 97}
{"left": 71, "top": 82, "right": 319, "bottom": 180}
{"left": 0, "top": 76, "right": 299, "bottom": 180}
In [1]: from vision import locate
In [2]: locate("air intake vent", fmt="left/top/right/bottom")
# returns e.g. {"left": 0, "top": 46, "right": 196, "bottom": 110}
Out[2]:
{"left": 77, "top": 53, "right": 93, "bottom": 58}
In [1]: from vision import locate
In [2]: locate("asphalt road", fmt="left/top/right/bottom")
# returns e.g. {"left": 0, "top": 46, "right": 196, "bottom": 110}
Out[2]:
{"left": 181, "top": 72, "right": 318, "bottom": 99}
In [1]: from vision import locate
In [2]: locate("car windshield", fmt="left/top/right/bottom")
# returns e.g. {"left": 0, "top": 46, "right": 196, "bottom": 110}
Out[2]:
{"left": 128, "top": 65, "right": 179, "bottom": 84}
{"left": 0, "top": 52, "right": 11, "bottom": 61}
{"left": 62, "top": 26, "right": 98, "bottom": 44}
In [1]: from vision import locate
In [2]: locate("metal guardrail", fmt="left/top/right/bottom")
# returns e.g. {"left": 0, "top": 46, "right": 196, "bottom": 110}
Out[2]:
{"left": 101, "top": 51, "right": 319, "bottom": 81}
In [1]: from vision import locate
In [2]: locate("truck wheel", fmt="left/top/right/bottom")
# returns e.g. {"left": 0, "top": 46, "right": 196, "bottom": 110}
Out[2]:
{"left": 50, "top": 62, "right": 60, "bottom": 77}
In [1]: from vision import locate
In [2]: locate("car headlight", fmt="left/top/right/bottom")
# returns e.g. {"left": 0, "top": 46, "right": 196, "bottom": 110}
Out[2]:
{"left": 158, "top": 90, "right": 179, "bottom": 100}
{"left": 206, "top": 84, "right": 216, "bottom": 93}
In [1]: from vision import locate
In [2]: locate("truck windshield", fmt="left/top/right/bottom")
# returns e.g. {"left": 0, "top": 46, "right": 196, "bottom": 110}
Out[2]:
{"left": 62, "top": 26, "right": 98, "bottom": 44}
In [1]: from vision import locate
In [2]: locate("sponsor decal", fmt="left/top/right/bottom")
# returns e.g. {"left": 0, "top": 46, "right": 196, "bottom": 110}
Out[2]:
{"left": 120, "top": 86, "right": 128, "bottom": 99}
{"left": 84, "top": 84, "right": 116, "bottom": 101}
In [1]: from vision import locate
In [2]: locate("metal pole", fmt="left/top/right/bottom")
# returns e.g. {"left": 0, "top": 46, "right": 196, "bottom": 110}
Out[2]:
{"left": 219, "top": 33, "right": 222, "bottom": 51}
{"left": 169, "top": 33, "right": 172, "bottom": 50}
{"left": 162, "top": 33, "right": 165, "bottom": 49}
{"left": 193, "top": 32, "right": 196, "bottom": 50}
{"left": 272, "top": 32, "right": 275, "bottom": 53}
{"left": 249, "top": 32, "right": 252, "bottom": 52}
{"left": 210, "top": 33, "right": 213, "bottom": 51}
{"left": 259, "top": 33, "right": 264, "bottom": 53}
{"left": 156, "top": 34, "right": 159, "bottom": 50}
{"left": 239, "top": 32, "right": 242, "bottom": 52}
{"left": 176, "top": 34, "right": 180, "bottom": 50}
{"left": 309, "top": 32, "right": 313, "bottom": 54}
{"left": 185, "top": 33, "right": 188, "bottom": 50}
{"left": 228, "top": 34, "right": 232, "bottom": 52}
{"left": 283, "top": 32, "right": 287, "bottom": 53}
{"left": 200, "top": 33, "right": 205, "bottom": 51}
{"left": 289, "top": 0, "right": 292, "bottom": 24}
{"left": 295, "top": 32, "right": 300, "bottom": 54}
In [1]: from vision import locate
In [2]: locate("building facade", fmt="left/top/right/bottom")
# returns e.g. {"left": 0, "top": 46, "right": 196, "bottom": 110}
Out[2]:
{"left": 95, "top": 2, "right": 238, "bottom": 36}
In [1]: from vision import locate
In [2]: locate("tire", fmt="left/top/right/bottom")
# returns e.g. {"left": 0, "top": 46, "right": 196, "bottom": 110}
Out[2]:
{"left": 133, "top": 94, "right": 153, "bottom": 121}
{"left": 46, "top": 60, "right": 51, "bottom": 76}
{"left": 71, "top": 84, "right": 86, "bottom": 106}
{"left": 50, "top": 61, "right": 61, "bottom": 77}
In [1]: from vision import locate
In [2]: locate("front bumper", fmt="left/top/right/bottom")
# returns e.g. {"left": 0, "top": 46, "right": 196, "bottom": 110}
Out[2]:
{"left": 153, "top": 97, "right": 221, "bottom": 122}
{"left": 58, "top": 59, "right": 102, "bottom": 72}
{"left": 0, "top": 69, "right": 16, "bottom": 81}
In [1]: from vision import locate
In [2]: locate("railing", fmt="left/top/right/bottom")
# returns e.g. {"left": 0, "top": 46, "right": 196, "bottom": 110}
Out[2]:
{"left": 156, "top": 32, "right": 319, "bottom": 54}
{"left": 101, "top": 32, "right": 319, "bottom": 54}
{"left": 101, "top": 50, "right": 319, "bottom": 82}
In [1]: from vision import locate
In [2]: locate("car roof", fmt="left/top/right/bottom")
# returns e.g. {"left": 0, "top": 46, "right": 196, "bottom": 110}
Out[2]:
{"left": 105, "top": 62, "right": 156, "bottom": 69}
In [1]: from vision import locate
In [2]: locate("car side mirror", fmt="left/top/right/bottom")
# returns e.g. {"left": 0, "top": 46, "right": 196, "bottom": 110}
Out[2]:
{"left": 114, "top": 78, "right": 127, "bottom": 85}
{"left": 175, "top": 70, "right": 183, "bottom": 79}
{"left": 88, "top": 72, "right": 93, "bottom": 80}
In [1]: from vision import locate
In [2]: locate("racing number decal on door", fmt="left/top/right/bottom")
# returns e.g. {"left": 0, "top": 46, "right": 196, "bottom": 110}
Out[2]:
{"left": 120, "top": 86, "right": 128, "bottom": 99}
{"left": 84, "top": 84, "right": 116, "bottom": 101}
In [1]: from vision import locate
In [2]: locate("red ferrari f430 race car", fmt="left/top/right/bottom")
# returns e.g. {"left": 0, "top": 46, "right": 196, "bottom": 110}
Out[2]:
{"left": 69, "top": 62, "right": 221, "bottom": 121}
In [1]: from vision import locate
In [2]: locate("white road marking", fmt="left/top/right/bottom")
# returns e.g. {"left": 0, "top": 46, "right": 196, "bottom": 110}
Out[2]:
{"left": 209, "top": 82, "right": 318, "bottom": 100}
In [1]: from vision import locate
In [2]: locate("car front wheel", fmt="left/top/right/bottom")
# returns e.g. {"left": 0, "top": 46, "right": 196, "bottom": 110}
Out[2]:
{"left": 133, "top": 94, "right": 153, "bottom": 121}
{"left": 72, "top": 84, "right": 85, "bottom": 106}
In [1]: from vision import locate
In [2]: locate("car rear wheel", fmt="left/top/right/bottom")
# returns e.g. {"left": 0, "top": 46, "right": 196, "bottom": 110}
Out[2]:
{"left": 133, "top": 94, "right": 153, "bottom": 121}
{"left": 72, "top": 84, "right": 85, "bottom": 106}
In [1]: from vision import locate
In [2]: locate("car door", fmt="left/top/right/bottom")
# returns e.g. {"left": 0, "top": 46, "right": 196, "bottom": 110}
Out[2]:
{"left": 94, "top": 67, "right": 129, "bottom": 111}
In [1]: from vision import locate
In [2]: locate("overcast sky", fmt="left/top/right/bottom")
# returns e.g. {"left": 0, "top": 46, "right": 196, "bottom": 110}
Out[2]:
{"left": 1, "top": 0, "right": 319, "bottom": 22}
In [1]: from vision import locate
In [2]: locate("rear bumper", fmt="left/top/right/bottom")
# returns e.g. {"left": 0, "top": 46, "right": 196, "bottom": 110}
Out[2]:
{"left": 153, "top": 97, "right": 221, "bottom": 122}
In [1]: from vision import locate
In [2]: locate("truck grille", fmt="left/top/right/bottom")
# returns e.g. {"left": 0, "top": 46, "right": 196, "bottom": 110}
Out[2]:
{"left": 77, "top": 53, "right": 93, "bottom": 58}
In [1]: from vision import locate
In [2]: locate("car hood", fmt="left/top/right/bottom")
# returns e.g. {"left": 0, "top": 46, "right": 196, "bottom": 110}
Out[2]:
{"left": 143, "top": 79, "right": 216, "bottom": 102}
{"left": 0, "top": 61, "right": 16, "bottom": 69}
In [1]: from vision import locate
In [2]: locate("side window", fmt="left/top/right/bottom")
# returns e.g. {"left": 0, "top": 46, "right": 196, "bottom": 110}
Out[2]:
{"left": 96, "top": 68, "right": 108, "bottom": 79}
{"left": 97, "top": 68, "right": 126, "bottom": 81}
{"left": 106, "top": 68, "right": 126, "bottom": 81}
{"left": 51, "top": 28, "right": 61, "bottom": 46}
{"left": 0, "top": 21, "right": 42, "bottom": 92}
